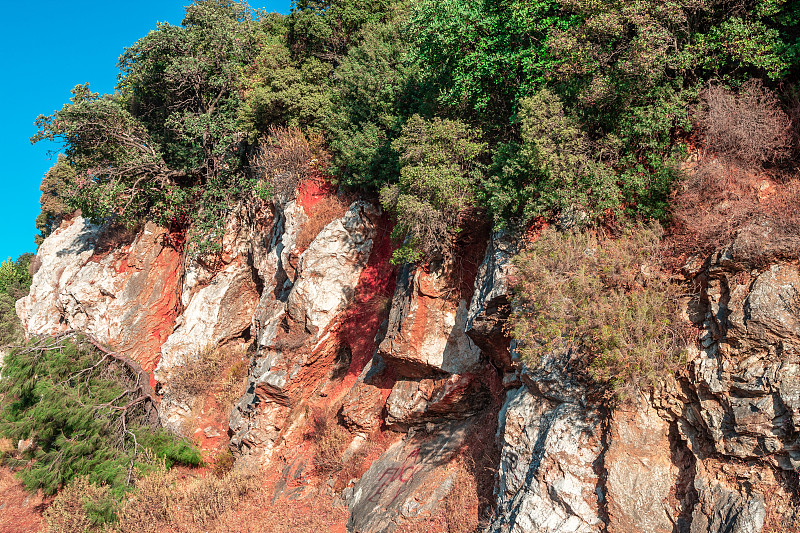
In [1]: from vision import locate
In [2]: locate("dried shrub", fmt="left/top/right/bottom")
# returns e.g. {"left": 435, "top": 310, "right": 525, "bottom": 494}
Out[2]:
{"left": 211, "top": 450, "right": 236, "bottom": 478}
{"left": 295, "top": 195, "right": 349, "bottom": 251}
{"left": 112, "top": 467, "right": 257, "bottom": 532}
{"left": 311, "top": 408, "right": 351, "bottom": 475}
{"left": 44, "top": 477, "right": 115, "bottom": 533}
{"left": 669, "top": 161, "right": 800, "bottom": 263}
{"left": 112, "top": 467, "right": 178, "bottom": 532}
{"left": 509, "top": 224, "right": 688, "bottom": 398}
{"left": 697, "top": 80, "right": 792, "bottom": 167}
{"left": 217, "top": 357, "right": 249, "bottom": 410}
{"left": 253, "top": 126, "right": 313, "bottom": 203}
{"left": 170, "top": 344, "right": 248, "bottom": 409}
{"left": 179, "top": 470, "right": 258, "bottom": 525}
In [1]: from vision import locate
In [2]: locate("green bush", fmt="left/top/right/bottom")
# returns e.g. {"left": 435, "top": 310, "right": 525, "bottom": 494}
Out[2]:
{"left": 508, "top": 223, "right": 687, "bottom": 397}
{"left": 381, "top": 114, "right": 485, "bottom": 263}
{"left": 0, "top": 334, "right": 201, "bottom": 496}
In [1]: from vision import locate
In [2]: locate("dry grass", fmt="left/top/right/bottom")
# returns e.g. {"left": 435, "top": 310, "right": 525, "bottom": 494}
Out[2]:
{"left": 44, "top": 477, "right": 113, "bottom": 533}
{"left": 211, "top": 450, "right": 236, "bottom": 478}
{"left": 112, "top": 468, "right": 258, "bottom": 533}
{"left": 170, "top": 344, "right": 249, "bottom": 410}
{"left": 295, "top": 195, "right": 349, "bottom": 252}
{"left": 310, "top": 407, "right": 352, "bottom": 475}
{"left": 253, "top": 126, "right": 313, "bottom": 203}
{"left": 217, "top": 357, "right": 250, "bottom": 409}
{"left": 443, "top": 462, "right": 480, "bottom": 533}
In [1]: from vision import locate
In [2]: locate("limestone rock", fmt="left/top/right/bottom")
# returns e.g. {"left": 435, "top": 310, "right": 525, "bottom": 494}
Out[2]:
{"left": 155, "top": 259, "right": 259, "bottom": 430}
{"left": 605, "top": 397, "right": 676, "bottom": 533}
{"left": 466, "top": 231, "right": 517, "bottom": 369}
{"left": 345, "top": 419, "right": 470, "bottom": 533}
{"left": 17, "top": 217, "right": 182, "bottom": 373}
{"left": 230, "top": 201, "right": 378, "bottom": 462}
{"left": 488, "top": 385, "right": 604, "bottom": 533}
{"left": 287, "top": 201, "right": 377, "bottom": 338}
{"left": 691, "top": 479, "right": 766, "bottom": 533}
{"left": 378, "top": 265, "right": 481, "bottom": 378}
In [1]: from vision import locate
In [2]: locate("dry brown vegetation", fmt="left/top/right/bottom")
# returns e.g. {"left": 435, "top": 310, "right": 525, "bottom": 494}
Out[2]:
{"left": 696, "top": 80, "right": 792, "bottom": 167}
{"left": 310, "top": 407, "right": 352, "bottom": 475}
{"left": 295, "top": 194, "right": 349, "bottom": 251}
{"left": 253, "top": 126, "right": 313, "bottom": 202}
{"left": 669, "top": 80, "right": 800, "bottom": 264}
{"left": 109, "top": 467, "right": 258, "bottom": 533}
{"left": 169, "top": 344, "right": 249, "bottom": 409}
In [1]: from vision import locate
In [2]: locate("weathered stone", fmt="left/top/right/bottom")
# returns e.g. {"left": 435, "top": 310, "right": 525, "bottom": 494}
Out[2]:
{"left": 605, "top": 397, "right": 676, "bottom": 533}
{"left": 466, "top": 231, "right": 517, "bottom": 369}
{"left": 345, "top": 419, "right": 470, "bottom": 533}
{"left": 385, "top": 373, "right": 489, "bottom": 428}
{"left": 230, "top": 201, "right": 378, "bottom": 462}
{"left": 287, "top": 201, "right": 377, "bottom": 338}
{"left": 488, "top": 385, "right": 604, "bottom": 533}
{"left": 745, "top": 264, "right": 800, "bottom": 343}
{"left": 691, "top": 480, "right": 766, "bottom": 533}
{"left": 379, "top": 265, "right": 482, "bottom": 378}
{"left": 155, "top": 259, "right": 259, "bottom": 430}
{"left": 17, "top": 217, "right": 182, "bottom": 373}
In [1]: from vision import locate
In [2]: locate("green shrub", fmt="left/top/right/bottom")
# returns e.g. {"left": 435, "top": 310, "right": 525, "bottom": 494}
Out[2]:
{"left": 381, "top": 114, "right": 485, "bottom": 263}
{"left": 508, "top": 223, "right": 687, "bottom": 397}
{"left": 0, "top": 334, "right": 200, "bottom": 496}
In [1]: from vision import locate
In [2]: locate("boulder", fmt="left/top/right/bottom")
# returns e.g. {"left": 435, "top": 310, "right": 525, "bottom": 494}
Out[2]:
{"left": 465, "top": 231, "right": 517, "bottom": 369}
{"left": 488, "top": 385, "right": 605, "bottom": 533}
{"left": 344, "top": 419, "right": 470, "bottom": 533}
{"left": 378, "top": 265, "right": 481, "bottom": 378}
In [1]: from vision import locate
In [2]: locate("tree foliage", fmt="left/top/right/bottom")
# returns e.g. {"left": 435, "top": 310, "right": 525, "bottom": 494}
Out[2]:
{"left": 0, "top": 254, "right": 33, "bottom": 346}
{"left": 380, "top": 115, "right": 484, "bottom": 263}
{"left": 0, "top": 334, "right": 201, "bottom": 496}
{"left": 30, "top": 0, "right": 800, "bottom": 262}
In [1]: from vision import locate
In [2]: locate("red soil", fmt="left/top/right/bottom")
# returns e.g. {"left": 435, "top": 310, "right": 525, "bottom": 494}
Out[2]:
{"left": 0, "top": 466, "right": 49, "bottom": 533}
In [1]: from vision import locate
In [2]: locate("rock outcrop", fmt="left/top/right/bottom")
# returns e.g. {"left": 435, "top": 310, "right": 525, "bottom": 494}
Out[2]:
{"left": 16, "top": 192, "right": 800, "bottom": 532}
{"left": 17, "top": 217, "right": 183, "bottom": 374}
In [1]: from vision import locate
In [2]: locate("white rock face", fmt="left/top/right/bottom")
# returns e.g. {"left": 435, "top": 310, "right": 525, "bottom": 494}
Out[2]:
{"left": 16, "top": 216, "right": 104, "bottom": 336}
{"left": 16, "top": 217, "right": 184, "bottom": 373}
{"left": 287, "top": 201, "right": 377, "bottom": 337}
{"left": 489, "top": 385, "right": 604, "bottom": 533}
{"left": 155, "top": 259, "right": 259, "bottom": 430}
{"left": 229, "top": 200, "right": 378, "bottom": 461}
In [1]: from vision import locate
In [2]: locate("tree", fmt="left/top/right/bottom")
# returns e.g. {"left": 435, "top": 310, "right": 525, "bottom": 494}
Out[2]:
{"left": 288, "top": 0, "right": 397, "bottom": 65}
{"left": 0, "top": 333, "right": 201, "bottom": 495}
{"left": 35, "top": 156, "right": 74, "bottom": 245}
{"left": 380, "top": 115, "right": 484, "bottom": 263}
{"left": 411, "top": 0, "right": 569, "bottom": 128}
{"left": 325, "top": 9, "right": 421, "bottom": 188}
{"left": 33, "top": 1, "right": 263, "bottom": 250}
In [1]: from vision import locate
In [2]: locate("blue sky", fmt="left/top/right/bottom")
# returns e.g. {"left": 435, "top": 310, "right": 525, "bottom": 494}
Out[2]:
{"left": 1, "top": 0, "right": 290, "bottom": 261}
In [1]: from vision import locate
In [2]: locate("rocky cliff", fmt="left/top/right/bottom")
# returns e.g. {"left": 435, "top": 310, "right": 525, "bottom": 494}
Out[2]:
{"left": 16, "top": 184, "right": 800, "bottom": 532}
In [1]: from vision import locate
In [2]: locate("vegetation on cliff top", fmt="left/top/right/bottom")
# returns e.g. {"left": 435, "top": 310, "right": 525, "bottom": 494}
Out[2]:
{"left": 31, "top": 0, "right": 800, "bottom": 258}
